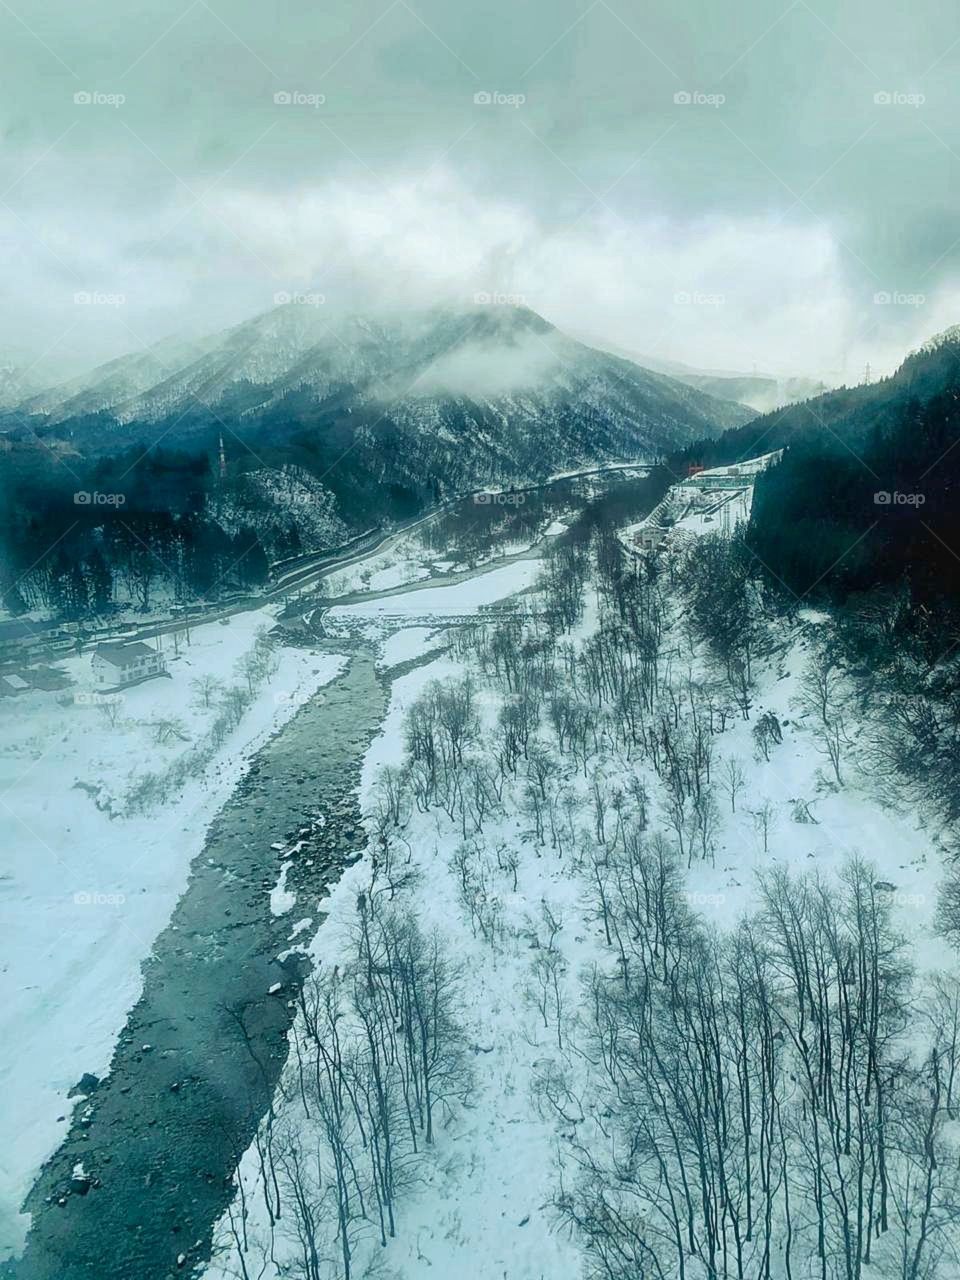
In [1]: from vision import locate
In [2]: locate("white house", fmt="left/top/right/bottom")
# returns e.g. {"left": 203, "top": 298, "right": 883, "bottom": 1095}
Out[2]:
{"left": 92, "top": 642, "right": 167, "bottom": 688}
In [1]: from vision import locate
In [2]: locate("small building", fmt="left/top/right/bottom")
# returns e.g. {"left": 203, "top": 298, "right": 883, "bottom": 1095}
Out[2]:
{"left": 92, "top": 641, "right": 167, "bottom": 689}
{"left": 0, "top": 618, "right": 64, "bottom": 664}
{"left": 684, "top": 472, "right": 750, "bottom": 491}
{"left": 632, "top": 527, "right": 664, "bottom": 551}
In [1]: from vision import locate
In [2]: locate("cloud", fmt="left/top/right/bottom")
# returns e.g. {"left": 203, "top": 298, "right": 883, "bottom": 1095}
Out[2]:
{"left": 200, "top": 170, "right": 946, "bottom": 383}
{"left": 404, "top": 330, "right": 564, "bottom": 399}
{"left": 3, "top": 159, "right": 956, "bottom": 389}
{"left": 1, "top": 0, "right": 959, "bottom": 385}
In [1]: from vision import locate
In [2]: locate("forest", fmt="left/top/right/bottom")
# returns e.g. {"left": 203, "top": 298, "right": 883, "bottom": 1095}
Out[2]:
{"left": 209, "top": 481, "right": 960, "bottom": 1280}
{"left": 0, "top": 440, "right": 346, "bottom": 618}
{"left": 671, "top": 333, "right": 960, "bottom": 626}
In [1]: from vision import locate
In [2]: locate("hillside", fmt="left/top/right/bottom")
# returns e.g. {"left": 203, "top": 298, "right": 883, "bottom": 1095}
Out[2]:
{"left": 9, "top": 304, "right": 752, "bottom": 455}
{"left": 0, "top": 305, "right": 753, "bottom": 621}
{"left": 671, "top": 324, "right": 960, "bottom": 607}
{"left": 675, "top": 325, "right": 960, "bottom": 468}
{"left": 575, "top": 335, "right": 828, "bottom": 413}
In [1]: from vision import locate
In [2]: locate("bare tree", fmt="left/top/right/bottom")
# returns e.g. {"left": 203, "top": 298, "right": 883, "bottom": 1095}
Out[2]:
{"left": 797, "top": 644, "right": 849, "bottom": 785}
{"left": 749, "top": 799, "right": 777, "bottom": 854}
{"left": 721, "top": 756, "right": 746, "bottom": 813}
{"left": 191, "top": 672, "right": 224, "bottom": 710}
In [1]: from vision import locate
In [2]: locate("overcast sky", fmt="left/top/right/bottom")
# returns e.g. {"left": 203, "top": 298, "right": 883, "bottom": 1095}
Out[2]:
{"left": 2, "top": 0, "right": 960, "bottom": 385}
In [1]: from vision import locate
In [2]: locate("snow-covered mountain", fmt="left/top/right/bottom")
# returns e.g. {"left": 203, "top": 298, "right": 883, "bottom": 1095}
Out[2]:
{"left": 213, "top": 464, "right": 351, "bottom": 556}
{"left": 5, "top": 303, "right": 756, "bottom": 540}
{"left": 17, "top": 332, "right": 223, "bottom": 423}
{"left": 0, "top": 360, "right": 46, "bottom": 411}
{"left": 15, "top": 302, "right": 753, "bottom": 442}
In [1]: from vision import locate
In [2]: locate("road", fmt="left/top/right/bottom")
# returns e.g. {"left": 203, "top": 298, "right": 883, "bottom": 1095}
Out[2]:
{"left": 53, "top": 458, "right": 651, "bottom": 660}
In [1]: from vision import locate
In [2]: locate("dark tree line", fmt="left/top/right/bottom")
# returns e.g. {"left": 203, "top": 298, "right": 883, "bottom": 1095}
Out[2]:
{"left": 0, "top": 444, "right": 293, "bottom": 617}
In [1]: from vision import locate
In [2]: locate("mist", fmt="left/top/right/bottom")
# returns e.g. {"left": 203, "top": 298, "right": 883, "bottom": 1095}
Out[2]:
{"left": 2, "top": 0, "right": 960, "bottom": 388}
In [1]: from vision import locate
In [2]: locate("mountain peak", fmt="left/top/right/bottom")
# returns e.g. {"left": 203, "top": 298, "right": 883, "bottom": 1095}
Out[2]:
{"left": 7, "top": 300, "right": 752, "bottom": 452}
{"left": 909, "top": 323, "right": 960, "bottom": 360}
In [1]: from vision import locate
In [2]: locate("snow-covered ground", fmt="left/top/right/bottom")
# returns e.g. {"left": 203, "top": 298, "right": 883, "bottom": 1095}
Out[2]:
{"left": 691, "top": 449, "right": 782, "bottom": 479}
{"left": 249, "top": 620, "right": 936, "bottom": 1280}
{"left": 339, "top": 658, "right": 589, "bottom": 1279}
{"left": 670, "top": 484, "right": 753, "bottom": 536}
{"left": 320, "top": 534, "right": 435, "bottom": 597}
{"left": 324, "top": 560, "right": 542, "bottom": 643}
{"left": 621, "top": 477, "right": 754, "bottom": 551}
{"left": 0, "top": 608, "right": 345, "bottom": 1258}
{"left": 321, "top": 518, "right": 569, "bottom": 602}
{"left": 377, "top": 625, "right": 451, "bottom": 669}
{"left": 196, "top": 463, "right": 948, "bottom": 1279}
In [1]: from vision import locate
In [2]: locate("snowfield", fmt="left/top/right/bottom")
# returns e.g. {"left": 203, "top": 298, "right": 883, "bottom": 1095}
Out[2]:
{"left": 0, "top": 608, "right": 345, "bottom": 1258}
{"left": 320, "top": 515, "right": 570, "bottom": 604}
{"left": 320, "top": 534, "right": 434, "bottom": 597}
{"left": 377, "top": 626, "right": 451, "bottom": 670}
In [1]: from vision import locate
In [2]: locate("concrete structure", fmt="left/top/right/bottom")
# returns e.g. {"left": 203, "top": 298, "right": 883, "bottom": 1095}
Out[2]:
{"left": 632, "top": 527, "right": 666, "bottom": 551}
{"left": 683, "top": 470, "right": 750, "bottom": 491}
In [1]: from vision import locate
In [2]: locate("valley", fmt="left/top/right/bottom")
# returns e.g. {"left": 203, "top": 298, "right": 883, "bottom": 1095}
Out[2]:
{"left": 6, "top": 446, "right": 958, "bottom": 1280}
{"left": 5, "top": 308, "right": 960, "bottom": 1280}
{"left": 0, "top": 472, "right": 662, "bottom": 1278}
{"left": 5, "top": 3, "right": 960, "bottom": 1276}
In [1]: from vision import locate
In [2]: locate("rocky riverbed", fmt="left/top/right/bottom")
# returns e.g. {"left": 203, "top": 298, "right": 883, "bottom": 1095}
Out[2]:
{"left": 4, "top": 642, "right": 436, "bottom": 1280}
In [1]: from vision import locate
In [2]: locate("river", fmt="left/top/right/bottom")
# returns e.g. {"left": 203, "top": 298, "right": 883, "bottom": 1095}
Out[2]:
{"left": 4, "top": 468, "right": 662, "bottom": 1279}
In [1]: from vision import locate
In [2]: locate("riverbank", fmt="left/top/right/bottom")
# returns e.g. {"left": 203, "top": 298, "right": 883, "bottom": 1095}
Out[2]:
{"left": 0, "top": 608, "right": 345, "bottom": 1261}
{"left": 4, "top": 645, "right": 388, "bottom": 1280}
